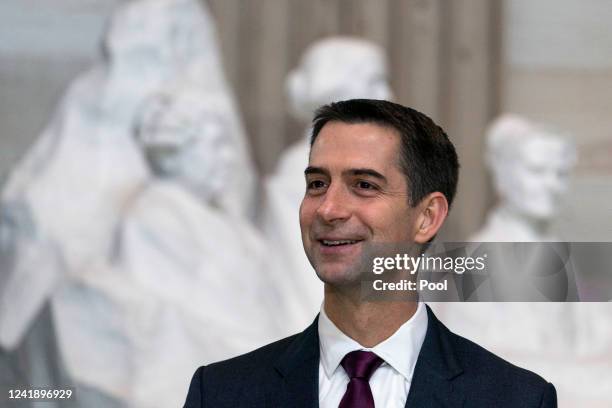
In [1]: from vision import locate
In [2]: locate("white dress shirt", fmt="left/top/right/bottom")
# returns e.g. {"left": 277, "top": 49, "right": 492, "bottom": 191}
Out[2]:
{"left": 318, "top": 302, "right": 428, "bottom": 408}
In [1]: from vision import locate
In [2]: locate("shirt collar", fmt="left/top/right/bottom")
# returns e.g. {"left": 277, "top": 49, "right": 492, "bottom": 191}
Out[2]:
{"left": 318, "top": 302, "right": 428, "bottom": 382}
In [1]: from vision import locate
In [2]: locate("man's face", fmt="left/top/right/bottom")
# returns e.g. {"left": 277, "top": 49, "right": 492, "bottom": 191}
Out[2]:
{"left": 299, "top": 121, "right": 420, "bottom": 286}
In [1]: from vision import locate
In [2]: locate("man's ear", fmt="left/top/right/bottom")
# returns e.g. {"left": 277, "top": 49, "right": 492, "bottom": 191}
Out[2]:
{"left": 413, "top": 192, "right": 449, "bottom": 244}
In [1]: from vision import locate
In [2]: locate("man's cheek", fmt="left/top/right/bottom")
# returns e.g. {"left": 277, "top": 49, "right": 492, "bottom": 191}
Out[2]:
{"left": 298, "top": 208, "right": 308, "bottom": 233}
{"left": 300, "top": 201, "right": 319, "bottom": 230}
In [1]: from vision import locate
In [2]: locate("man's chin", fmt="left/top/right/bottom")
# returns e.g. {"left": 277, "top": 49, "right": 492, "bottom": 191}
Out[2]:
{"left": 314, "top": 263, "right": 366, "bottom": 288}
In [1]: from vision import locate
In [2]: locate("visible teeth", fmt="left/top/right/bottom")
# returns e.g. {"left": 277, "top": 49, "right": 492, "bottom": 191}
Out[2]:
{"left": 322, "top": 240, "right": 357, "bottom": 246}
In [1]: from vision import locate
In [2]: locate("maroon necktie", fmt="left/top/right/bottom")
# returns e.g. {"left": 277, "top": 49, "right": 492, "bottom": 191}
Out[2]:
{"left": 339, "top": 350, "right": 384, "bottom": 408}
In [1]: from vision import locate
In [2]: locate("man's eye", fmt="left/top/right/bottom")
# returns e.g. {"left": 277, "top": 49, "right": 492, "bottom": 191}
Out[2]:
{"left": 307, "top": 180, "right": 326, "bottom": 190}
{"left": 356, "top": 181, "right": 376, "bottom": 190}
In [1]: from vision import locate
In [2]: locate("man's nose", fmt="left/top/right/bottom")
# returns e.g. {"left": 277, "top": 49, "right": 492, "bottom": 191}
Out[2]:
{"left": 316, "top": 183, "right": 351, "bottom": 224}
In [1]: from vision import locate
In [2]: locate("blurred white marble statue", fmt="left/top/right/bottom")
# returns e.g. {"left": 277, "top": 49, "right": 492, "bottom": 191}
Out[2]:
{"left": 471, "top": 114, "right": 576, "bottom": 242}
{"left": 0, "top": 0, "right": 260, "bottom": 405}
{"left": 114, "top": 84, "right": 280, "bottom": 408}
{"left": 260, "top": 37, "right": 393, "bottom": 332}
{"left": 0, "top": 0, "right": 223, "bottom": 350}
{"left": 432, "top": 114, "right": 612, "bottom": 407}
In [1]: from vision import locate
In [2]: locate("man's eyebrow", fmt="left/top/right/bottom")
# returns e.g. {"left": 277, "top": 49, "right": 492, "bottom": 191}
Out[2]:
{"left": 304, "top": 167, "right": 388, "bottom": 182}
{"left": 346, "top": 168, "right": 387, "bottom": 182}
{"left": 304, "top": 166, "right": 328, "bottom": 176}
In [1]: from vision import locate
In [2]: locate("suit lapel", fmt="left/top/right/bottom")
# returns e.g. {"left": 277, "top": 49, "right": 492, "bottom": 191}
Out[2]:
{"left": 405, "top": 306, "right": 465, "bottom": 408}
{"left": 273, "top": 316, "right": 320, "bottom": 408}
{"left": 269, "top": 307, "right": 465, "bottom": 408}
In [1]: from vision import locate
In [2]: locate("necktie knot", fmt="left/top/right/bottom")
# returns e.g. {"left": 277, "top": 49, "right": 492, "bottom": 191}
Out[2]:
{"left": 341, "top": 350, "right": 383, "bottom": 381}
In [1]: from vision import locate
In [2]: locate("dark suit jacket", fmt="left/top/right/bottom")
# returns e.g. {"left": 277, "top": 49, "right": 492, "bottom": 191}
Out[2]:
{"left": 184, "top": 305, "right": 557, "bottom": 407}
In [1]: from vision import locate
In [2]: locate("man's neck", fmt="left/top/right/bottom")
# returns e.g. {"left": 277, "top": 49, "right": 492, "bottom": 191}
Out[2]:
{"left": 323, "top": 285, "right": 418, "bottom": 348}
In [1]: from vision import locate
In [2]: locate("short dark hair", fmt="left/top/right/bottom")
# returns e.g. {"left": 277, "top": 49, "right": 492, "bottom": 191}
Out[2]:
{"left": 311, "top": 99, "right": 459, "bottom": 208}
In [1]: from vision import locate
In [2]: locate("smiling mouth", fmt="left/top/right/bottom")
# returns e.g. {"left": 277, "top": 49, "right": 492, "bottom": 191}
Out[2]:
{"left": 319, "top": 239, "right": 362, "bottom": 247}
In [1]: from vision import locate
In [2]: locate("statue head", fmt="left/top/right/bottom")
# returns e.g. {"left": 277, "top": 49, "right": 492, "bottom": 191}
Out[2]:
{"left": 286, "top": 37, "right": 392, "bottom": 121}
{"left": 135, "top": 87, "right": 235, "bottom": 201}
{"left": 102, "top": 0, "right": 219, "bottom": 83}
{"left": 485, "top": 114, "right": 576, "bottom": 220}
